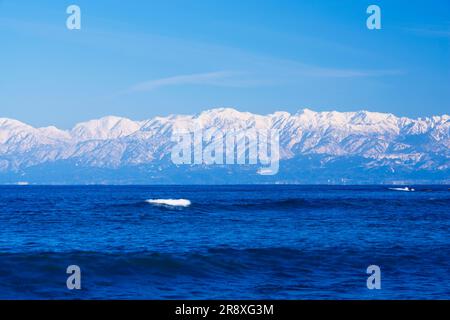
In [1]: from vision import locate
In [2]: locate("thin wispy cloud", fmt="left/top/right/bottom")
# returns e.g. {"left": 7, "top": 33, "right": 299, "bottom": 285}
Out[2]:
{"left": 128, "top": 71, "right": 237, "bottom": 92}
{"left": 125, "top": 71, "right": 275, "bottom": 93}
{"left": 124, "top": 65, "right": 402, "bottom": 95}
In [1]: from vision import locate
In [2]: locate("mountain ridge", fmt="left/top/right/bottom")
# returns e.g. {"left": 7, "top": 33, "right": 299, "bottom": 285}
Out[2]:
{"left": 1, "top": 108, "right": 449, "bottom": 184}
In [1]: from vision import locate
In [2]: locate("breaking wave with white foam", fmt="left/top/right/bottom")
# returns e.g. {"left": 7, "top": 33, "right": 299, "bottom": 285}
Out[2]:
{"left": 388, "top": 187, "right": 415, "bottom": 192}
{"left": 145, "top": 199, "right": 191, "bottom": 207}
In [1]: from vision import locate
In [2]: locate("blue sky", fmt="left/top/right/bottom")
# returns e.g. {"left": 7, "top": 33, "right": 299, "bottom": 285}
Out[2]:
{"left": 1, "top": 0, "right": 449, "bottom": 128}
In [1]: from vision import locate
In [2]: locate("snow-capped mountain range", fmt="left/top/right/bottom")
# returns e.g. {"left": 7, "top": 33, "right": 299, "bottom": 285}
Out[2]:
{"left": 0, "top": 108, "right": 449, "bottom": 184}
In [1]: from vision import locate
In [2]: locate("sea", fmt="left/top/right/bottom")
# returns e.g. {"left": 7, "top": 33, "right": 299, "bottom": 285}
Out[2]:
{"left": 0, "top": 185, "right": 449, "bottom": 299}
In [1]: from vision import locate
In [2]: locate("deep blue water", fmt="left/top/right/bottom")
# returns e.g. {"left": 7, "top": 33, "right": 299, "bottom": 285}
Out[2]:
{"left": 0, "top": 185, "right": 449, "bottom": 299}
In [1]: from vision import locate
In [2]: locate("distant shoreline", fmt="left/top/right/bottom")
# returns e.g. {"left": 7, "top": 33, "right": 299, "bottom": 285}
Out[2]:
{"left": 1, "top": 183, "right": 449, "bottom": 187}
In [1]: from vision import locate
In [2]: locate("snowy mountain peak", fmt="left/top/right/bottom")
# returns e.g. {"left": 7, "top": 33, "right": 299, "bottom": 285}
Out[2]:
{"left": 71, "top": 116, "right": 141, "bottom": 140}
{"left": 0, "top": 118, "right": 35, "bottom": 144}
{"left": 0, "top": 118, "right": 31, "bottom": 129}
{"left": 197, "top": 107, "right": 253, "bottom": 119}
{"left": 295, "top": 108, "right": 317, "bottom": 116}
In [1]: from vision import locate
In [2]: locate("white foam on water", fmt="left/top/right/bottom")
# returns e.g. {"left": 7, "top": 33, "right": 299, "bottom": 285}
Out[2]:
{"left": 145, "top": 199, "right": 191, "bottom": 207}
{"left": 388, "top": 187, "right": 415, "bottom": 192}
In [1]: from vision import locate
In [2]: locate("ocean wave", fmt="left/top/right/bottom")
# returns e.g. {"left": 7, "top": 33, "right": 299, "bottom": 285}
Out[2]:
{"left": 1, "top": 245, "right": 449, "bottom": 299}
{"left": 388, "top": 187, "right": 415, "bottom": 192}
{"left": 145, "top": 199, "right": 191, "bottom": 207}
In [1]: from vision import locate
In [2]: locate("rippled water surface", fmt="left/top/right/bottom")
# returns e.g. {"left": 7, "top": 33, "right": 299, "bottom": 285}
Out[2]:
{"left": 0, "top": 185, "right": 448, "bottom": 299}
